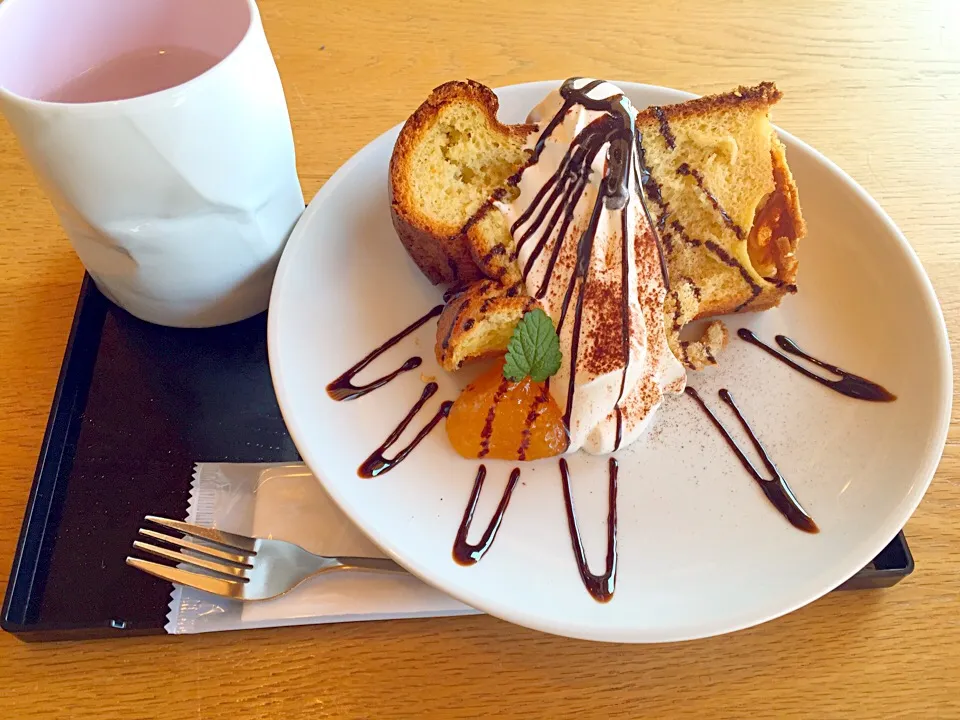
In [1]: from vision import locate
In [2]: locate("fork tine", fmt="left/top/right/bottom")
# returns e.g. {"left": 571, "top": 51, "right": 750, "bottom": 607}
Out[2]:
{"left": 139, "top": 528, "right": 252, "bottom": 566}
{"left": 132, "top": 541, "right": 247, "bottom": 578}
{"left": 144, "top": 516, "right": 257, "bottom": 552}
{"left": 126, "top": 557, "right": 244, "bottom": 598}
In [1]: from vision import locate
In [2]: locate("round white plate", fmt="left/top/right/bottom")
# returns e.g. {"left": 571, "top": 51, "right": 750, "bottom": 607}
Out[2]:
{"left": 268, "top": 81, "right": 952, "bottom": 642}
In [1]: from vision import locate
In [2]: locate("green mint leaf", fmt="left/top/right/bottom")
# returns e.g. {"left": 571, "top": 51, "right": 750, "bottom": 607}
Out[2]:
{"left": 502, "top": 349, "right": 528, "bottom": 382}
{"left": 503, "top": 308, "right": 562, "bottom": 383}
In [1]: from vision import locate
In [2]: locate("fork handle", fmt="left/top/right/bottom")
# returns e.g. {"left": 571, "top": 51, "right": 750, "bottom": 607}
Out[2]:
{"left": 328, "top": 556, "right": 407, "bottom": 574}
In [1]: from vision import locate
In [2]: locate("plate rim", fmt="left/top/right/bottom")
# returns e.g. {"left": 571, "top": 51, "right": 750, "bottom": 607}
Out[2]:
{"left": 267, "top": 80, "right": 953, "bottom": 642}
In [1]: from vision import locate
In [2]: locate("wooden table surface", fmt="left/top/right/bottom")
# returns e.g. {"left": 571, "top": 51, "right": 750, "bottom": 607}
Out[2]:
{"left": 1, "top": 0, "right": 958, "bottom": 717}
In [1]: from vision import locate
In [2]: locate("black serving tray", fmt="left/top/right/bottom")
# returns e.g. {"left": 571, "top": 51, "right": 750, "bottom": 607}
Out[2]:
{"left": 1, "top": 277, "right": 914, "bottom": 641}
{"left": 2, "top": 276, "right": 299, "bottom": 641}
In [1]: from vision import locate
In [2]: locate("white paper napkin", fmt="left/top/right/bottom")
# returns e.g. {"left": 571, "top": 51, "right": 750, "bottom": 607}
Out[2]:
{"left": 242, "top": 465, "right": 475, "bottom": 624}
{"left": 166, "top": 463, "right": 477, "bottom": 634}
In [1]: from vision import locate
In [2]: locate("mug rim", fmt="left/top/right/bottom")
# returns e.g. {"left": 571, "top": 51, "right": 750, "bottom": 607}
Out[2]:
{"left": 0, "top": 0, "right": 261, "bottom": 110}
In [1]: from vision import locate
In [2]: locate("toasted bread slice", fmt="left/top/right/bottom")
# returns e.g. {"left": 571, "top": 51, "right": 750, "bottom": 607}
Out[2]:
{"left": 635, "top": 83, "right": 804, "bottom": 318}
{"left": 389, "top": 81, "right": 536, "bottom": 285}
{"left": 436, "top": 279, "right": 540, "bottom": 371}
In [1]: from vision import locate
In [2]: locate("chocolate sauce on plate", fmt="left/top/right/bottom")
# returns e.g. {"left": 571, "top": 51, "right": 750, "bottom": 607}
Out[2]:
{"left": 358, "top": 382, "right": 453, "bottom": 478}
{"left": 738, "top": 329, "right": 896, "bottom": 402}
{"left": 327, "top": 305, "right": 443, "bottom": 401}
{"left": 560, "top": 457, "right": 619, "bottom": 602}
{"left": 453, "top": 465, "right": 521, "bottom": 565}
{"left": 685, "top": 387, "right": 818, "bottom": 533}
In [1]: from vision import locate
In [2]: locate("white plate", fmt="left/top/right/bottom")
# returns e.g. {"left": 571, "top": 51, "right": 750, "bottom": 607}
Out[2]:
{"left": 268, "top": 81, "right": 952, "bottom": 642}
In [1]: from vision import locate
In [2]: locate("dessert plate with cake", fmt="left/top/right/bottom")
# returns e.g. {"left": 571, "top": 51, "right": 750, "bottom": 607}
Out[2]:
{"left": 268, "top": 79, "right": 951, "bottom": 642}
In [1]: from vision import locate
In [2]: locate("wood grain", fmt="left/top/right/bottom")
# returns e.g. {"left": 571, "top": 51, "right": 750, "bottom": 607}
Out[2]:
{"left": 1, "top": 0, "right": 958, "bottom": 717}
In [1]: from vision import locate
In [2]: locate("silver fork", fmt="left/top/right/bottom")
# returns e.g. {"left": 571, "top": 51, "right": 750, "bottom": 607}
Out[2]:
{"left": 126, "top": 515, "right": 406, "bottom": 601}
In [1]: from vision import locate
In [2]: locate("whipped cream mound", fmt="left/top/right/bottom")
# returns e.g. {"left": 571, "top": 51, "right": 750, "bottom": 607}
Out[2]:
{"left": 496, "top": 78, "right": 686, "bottom": 454}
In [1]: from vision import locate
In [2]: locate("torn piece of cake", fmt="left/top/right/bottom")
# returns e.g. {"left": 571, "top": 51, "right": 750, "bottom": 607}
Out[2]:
{"left": 388, "top": 80, "right": 535, "bottom": 285}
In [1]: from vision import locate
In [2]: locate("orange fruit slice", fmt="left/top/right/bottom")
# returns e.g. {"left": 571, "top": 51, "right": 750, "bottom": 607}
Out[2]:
{"left": 446, "top": 359, "right": 568, "bottom": 461}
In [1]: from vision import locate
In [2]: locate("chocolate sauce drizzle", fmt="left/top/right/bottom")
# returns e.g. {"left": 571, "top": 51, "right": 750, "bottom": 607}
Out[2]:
{"left": 358, "top": 383, "right": 453, "bottom": 478}
{"left": 479, "top": 378, "right": 511, "bottom": 458}
{"left": 738, "top": 329, "right": 897, "bottom": 402}
{"left": 685, "top": 387, "right": 818, "bottom": 533}
{"left": 327, "top": 302, "right": 453, "bottom": 477}
{"left": 560, "top": 457, "right": 619, "bottom": 602}
{"left": 526, "top": 79, "right": 606, "bottom": 166}
{"left": 508, "top": 79, "right": 675, "bottom": 442}
{"left": 516, "top": 139, "right": 596, "bottom": 295}
{"left": 613, "top": 205, "right": 632, "bottom": 451}
{"left": 651, "top": 106, "right": 676, "bottom": 149}
{"left": 453, "top": 465, "right": 521, "bottom": 565}
{"left": 677, "top": 163, "right": 745, "bottom": 239}
{"left": 517, "top": 386, "right": 551, "bottom": 460}
{"left": 327, "top": 305, "right": 443, "bottom": 401}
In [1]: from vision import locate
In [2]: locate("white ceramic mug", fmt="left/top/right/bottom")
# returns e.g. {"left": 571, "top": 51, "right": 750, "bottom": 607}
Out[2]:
{"left": 0, "top": 0, "right": 304, "bottom": 327}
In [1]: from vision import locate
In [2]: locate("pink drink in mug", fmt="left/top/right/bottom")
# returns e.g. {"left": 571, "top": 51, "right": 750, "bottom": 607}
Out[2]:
{"left": 0, "top": 0, "right": 304, "bottom": 327}
{"left": 44, "top": 46, "right": 222, "bottom": 104}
